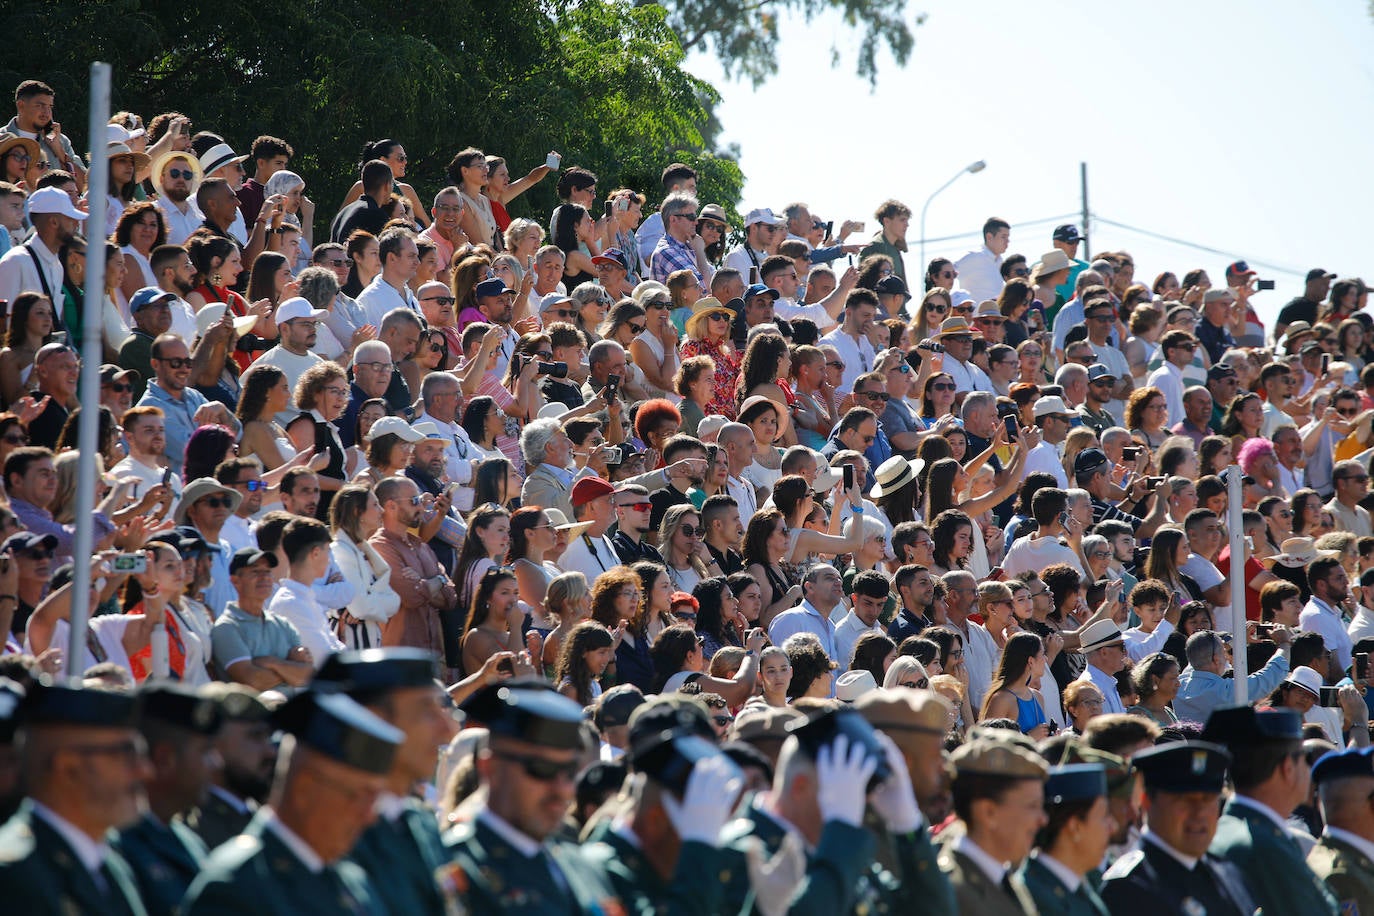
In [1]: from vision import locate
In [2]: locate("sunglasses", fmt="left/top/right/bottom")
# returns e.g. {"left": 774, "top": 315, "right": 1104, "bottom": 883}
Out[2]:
{"left": 1011, "top": 268, "right": 1030, "bottom": 277}
{"left": 237, "top": 480, "right": 266, "bottom": 492}
{"left": 423, "top": 295, "right": 457, "bottom": 306}
{"left": 899, "top": 679, "right": 930, "bottom": 689}
{"left": 826, "top": 360, "right": 845, "bottom": 370}
{"left": 859, "top": 391, "right": 890, "bottom": 402}
{"left": 163, "top": 167, "right": 195, "bottom": 181}
{"left": 551, "top": 309, "right": 577, "bottom": 320}
{"left": 629, "top": 323, "right": 647, "bottom": 334}
{"left": 154, "top": 357, "right": 192, "bottom": 369}
{"left": 676, "top": 611, "right": 698, "bottom": 621}
{"left": 617, "top": 501, "right": 652, "bottom": 512}
{"left": 323, "top": 258, "right": 354, "bottom": 268}
{"left": 929, "top": 382, "right": 956, "bottom": 392}
{"left": 19, "top": 548, "right": 53, "bottom": 560}
{"left": 1, "top": 432, "right": 27, "bottom": 445}
{"left": 200, "top": 496, "right": 234, "bottom": 509}
{"left": 926, "top": 304, "right": 949, "bottom": 314}
{"left": 680, "top": 524, "right": 703, "bottom": 538}
{"left": 711, "top": 715, "right": 734, "bottom": 727}
{"left": 496, "top": 750, "right": 580, "bottom": 782}
{"left": 106, "top": 382, "right": 132, "bottom": 393}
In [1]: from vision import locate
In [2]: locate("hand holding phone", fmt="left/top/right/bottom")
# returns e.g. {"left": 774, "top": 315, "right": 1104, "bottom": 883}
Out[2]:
{"left": 1003, "top": 415, "right": 1019, "bottom": 442}
{"left": 545, "top": 151, "right": 561, "bottom": 170}
{"left": 842, "top": 464, "right": 855, "bottom": 491}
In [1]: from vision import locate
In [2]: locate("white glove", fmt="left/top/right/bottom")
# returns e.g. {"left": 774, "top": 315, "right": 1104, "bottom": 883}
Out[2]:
{"left": 661, "top": 753, "right": 744, "bottom": 844}
{"left": 815, "top": 734, "right": 877, "bottom": 827}
{"left": 870, "top": 730, "right": 922, "bottom": 834}
{"left": 742, "top": 831, "right": 807, "bottom": 916}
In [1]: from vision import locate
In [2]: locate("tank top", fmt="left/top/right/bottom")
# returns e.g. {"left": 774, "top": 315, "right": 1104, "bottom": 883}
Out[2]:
{"left": 1015, "top": 692, "right": 1048, "bottom": 734}
{"left": 121, "top": 245, "right": 156, "bottom": 287}
{"left": 297, "top": 410, "right": 346, "bottom": 519}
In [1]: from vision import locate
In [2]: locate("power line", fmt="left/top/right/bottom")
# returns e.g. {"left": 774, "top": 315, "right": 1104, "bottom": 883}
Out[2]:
{"left": 916, "top": 212, "right": 1080, "bottom": 246}
{"left": 1092, "top": 216, "right": 1309, "bottom": 278}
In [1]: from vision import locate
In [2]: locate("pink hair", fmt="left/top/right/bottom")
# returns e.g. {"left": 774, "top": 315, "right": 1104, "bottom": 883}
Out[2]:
{"left": 1236, "top": 437, "right": 1275, "bottom": 475}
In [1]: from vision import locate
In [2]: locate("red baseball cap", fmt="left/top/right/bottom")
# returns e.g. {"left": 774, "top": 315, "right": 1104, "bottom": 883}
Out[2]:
{"left": 571, "top": 477, "right": 615, "bottom": 507}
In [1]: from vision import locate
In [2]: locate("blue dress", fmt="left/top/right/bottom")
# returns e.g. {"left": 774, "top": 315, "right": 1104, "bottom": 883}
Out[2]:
{"left": 1016, "top": 692, "right": 1048, "bottom": 733}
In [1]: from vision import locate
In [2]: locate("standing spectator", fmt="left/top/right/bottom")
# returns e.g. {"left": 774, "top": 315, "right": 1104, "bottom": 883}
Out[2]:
{"left": 357, "top": 227, "right": 420, "bottom": 327}
{"left": 859, "top": 199, "right": 911, "bottom": 283}
{"left": 952, "top": 217, "right": 1010, "bottom": 304}
{"left": 330, "top": 159, "right": 392, "bottom": 243}
{"left": 369, "top": 475, "right": 453, "bottom": 657}
{"left": 264, "top": 517, "right": 343, "bottom": 670}
{"left": 4, "top": 81, "right": 86, "bottom": 185}
{"left": 237, "top": 135, "right": 292, "bottom": 227}
{"left": 0, "top": 186, "right": 85, "bottom": 318}
{"left": 1301, "top": 556, "right": 1355, "bottom": 676}
{"left": 252, "top": 297, "right": 327, "bottom": 411}
{"left": 649, "top": 193, "right": 710, "bottom": 292}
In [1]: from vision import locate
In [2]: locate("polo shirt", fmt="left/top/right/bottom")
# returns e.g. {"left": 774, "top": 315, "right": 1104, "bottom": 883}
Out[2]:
{"left": 210, "top": 602, "right": 303, "bottom": 677}
{"left": 356, "top": 275, "right": 421, "bottom": 328}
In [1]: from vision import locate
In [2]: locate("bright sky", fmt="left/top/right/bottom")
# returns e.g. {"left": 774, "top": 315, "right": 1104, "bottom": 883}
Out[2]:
{"left": 685, "top": 1, "right": 1374, "bottom": 329}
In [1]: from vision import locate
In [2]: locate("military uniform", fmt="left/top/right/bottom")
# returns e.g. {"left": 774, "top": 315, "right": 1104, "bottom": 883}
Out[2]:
{"left": 182, "top": 810, "right": 386, "bottom": 915}
{"left": 1306, "top": 743, "right": 1374, "bottom": 915}
{"left": 349, "top": 796, "right": 447, "bottom": 915}
{"left": 1019, "top": 854, "right": 1107, "bottom": 915}
{"left": 938, "top": 837, "right": 1039, "bottom": 916}
{"left": 1100, "top": 836, "right": 1254, "bottom": 916}
{"left": 584, "top": 830, "right": 727, "bottom": 916}
{"left": 441, "top": 813, "right": 622, "bottom": 914}
{"left": 0, "top": 800, "right": 147, "bottom": 916}
{"left": 1209, "top": 795, "right": 1338, "bottom": 915}
{"left": 114, "top": 812, "right": 210, "bottom": 916}
{"left": 186, "top": 787, "right": 256, "bottom": 851}
{"left": 1309, "top": 830, "right": 1374, "bottom": 916}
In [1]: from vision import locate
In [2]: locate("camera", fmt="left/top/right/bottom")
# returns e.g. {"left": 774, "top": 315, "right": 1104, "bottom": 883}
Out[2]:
{"left": 537, "top": 361, "right": 568, "bottom": 378}
{"left": 1122, "top": 446, "right": 1141, "bottom": 461}
{"left": 112, "top": 553, "right": 147, "bottom": 574}
{"left": 1256, "top": 279, "right": 1276, "bottom": 291}
{"left": 917, "top": 339, "right": 945, "bottom": 354}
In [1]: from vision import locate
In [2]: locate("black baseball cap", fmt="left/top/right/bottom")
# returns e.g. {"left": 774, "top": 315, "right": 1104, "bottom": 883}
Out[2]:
{"left": 1052, "top": 224, "right": 1083, "bottom": 243}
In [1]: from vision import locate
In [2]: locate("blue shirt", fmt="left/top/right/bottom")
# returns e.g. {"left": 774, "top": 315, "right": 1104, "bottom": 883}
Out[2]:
{"left": 1174, "top": 652, "right": 1288, "bottom": 724}
{"left": 136, "top": 380, "right": 210, "bottom": 475}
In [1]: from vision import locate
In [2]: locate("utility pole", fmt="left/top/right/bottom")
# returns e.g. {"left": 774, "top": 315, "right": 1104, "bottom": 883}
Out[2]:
{"left": 1079, "top": 162, "right": 1090, "bottom": 260}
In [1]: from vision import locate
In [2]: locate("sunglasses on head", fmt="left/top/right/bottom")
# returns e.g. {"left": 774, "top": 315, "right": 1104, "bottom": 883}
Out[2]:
{"left": 496, "top": 750, "right": 580, "bottom": 782}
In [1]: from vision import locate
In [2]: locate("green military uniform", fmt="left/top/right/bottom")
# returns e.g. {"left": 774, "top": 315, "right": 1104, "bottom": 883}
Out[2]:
{"left": 1019, "top": 853, "right": 1107, "bottom": 916}
{"left": 441, "top": 814, "right": 622, "bottom": 914}
{"left": 1309, "top": 831, "right": 1374, "bottom": 916}
{"left": 937, "top": 838, "right": 1039, "bottom": 916}
{"left": 349, "top": 797, "right": 447, "bottom": 915}
{"left": 182, "top": 810, "right": 385, "bottom": 915}
{"left": 185, "top": 787, "right": 256, "bottom": 851}
{"left": 583, "top": 830, "right": 727, "bottom": 916}
{"left": 0, "top": 801, "right": 147, "bottom": 916}
{"left": 114, "top": 811, "right": 210, "bottom": 916}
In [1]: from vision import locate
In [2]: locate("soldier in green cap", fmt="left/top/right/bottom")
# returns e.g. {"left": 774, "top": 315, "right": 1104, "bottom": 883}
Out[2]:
{"left": 1019, "top": 763, "right": 1113, "bottom": 915}
{"left": 185, "top": 683, "right": 275, "bottom": 850}
{"left": 440, "top": 679, "right": 623, "bottom": 914}
{"left": 938, "top": 733, "right": 1048, "bottom": 916}
{"left": 1203, "top": 704, "right": 1339, "bottom": 915}
{"left": 180, "top": 689, "right": 403, "bottom": 914}
{"left": 719, "top": 705, "right": 937, "bottom": 915}
{"left": 583, "top": 695, "right": 744, "bottom": 915}
{"left": 315, "top": 647, "right": 452, "bottom": 915}
{"left": 0, "top": 681, "right": 150, "bottom": 915}
{"left": 114, "top": 681, "right": 223, "bottom": 916}
{"left": 1308, "top": 744, "right": 1374, "bottom": 914}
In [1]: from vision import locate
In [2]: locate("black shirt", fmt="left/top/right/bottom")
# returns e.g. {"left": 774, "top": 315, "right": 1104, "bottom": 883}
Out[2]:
{"left": 542, "top": 377, "right": 584, "bottom": 411}
{"left": 26, "top": 398, "right": 67, "bottom": 451}
{"left": 706, "top": 542, "right": 745, "bottom": 576}
{"left": 887, "top": 606, "right": 931, "bottom": 644}
{"left": 649, "top": 485, "right": 692, "bottom": 532}
{"left": 611, "top": 531, "right": 663, "bottom": 566}
{"left": 330, "top": 195, "right": 389, "bottom": 244}
{"left": 1276, "top": 297, "right": 1318, "bottom": 329}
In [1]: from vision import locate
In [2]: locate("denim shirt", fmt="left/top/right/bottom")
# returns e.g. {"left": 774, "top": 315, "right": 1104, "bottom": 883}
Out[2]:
{"left": 136, "top": 380, "right": 210, "bottom": 475}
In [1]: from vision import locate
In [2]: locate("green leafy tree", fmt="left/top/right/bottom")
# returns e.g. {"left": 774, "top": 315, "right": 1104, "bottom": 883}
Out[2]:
{"left": 0, "top": 0, "right": 743, "bottom": 232}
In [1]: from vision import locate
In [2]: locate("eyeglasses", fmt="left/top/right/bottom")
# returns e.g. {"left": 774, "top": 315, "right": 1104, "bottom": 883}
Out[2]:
{"left": 356, "top": 361, "right": 392, "bottom": 372}
{"left": 1090, "top": 550, "right": 1112, "bottom": 559}
{"left": 434, "top": 204, "right": 463, "bottom": 214}
{"left": 826, "top": 360, "right": 845, "bottom": 370}
{"left": 8, "top": 151, "right": 30, "bottom": 162}
{"left": 680, "top": 524, "right": 703, "bottom": 538}
{"left": 200, "top": 496, "right": 234, "bottom": 509}
{"left": 1, "top": 433, "right": 27, "bottom": 445}
{"left": 1338, "top": 474, "right": 1371, "bottom": 483}
{"left": 947, "top": 649, "right": 964, "bottom": 660}
{"left": 323, "top": 258, "right": 353, "bottom": 268}
{"left": 324, "top": 386, "right": 350, "bottom": 397}
{"left": 154, "top": 357, "right": 192, "bottom": 369}
{"left": 495, "top": 750, "right": 580, "bottom": 782}
{"left": 236, "top": 480, "right": 266, "bottom": 491}
{"left": 617, "top": 501, "right": 652, "bottom": 512}
{"left": 106, "top": 382, "right": 132, "bottom": 393}
{"left": 422, "top": 295, "right": 456, "bottom": 306}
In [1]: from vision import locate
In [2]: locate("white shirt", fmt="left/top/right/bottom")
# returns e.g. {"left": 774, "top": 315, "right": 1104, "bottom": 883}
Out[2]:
{"left": 1076, "top": 662, "right": 1126, "bottom": 713}
{"left": 726, "top": 473, "right": 758, "bottom": 521}
{"left": 156, "top": 196, "right": 204, "bottom": 246}
{"left": 952, "top": 245, "right": 1004, "bottom": 304}
{"left": 774, "top": 296, "right": 838, "bottom": 330}
{"left": 356, "top": 275, "right": 421, "bottom": 327}
{"left": 956, "top": 618, "right": 999, "bottom": 713}
{"left": 109, "top": 454, "right": 183, "bottom": 503}
{"left": 1278, "top": 461, "right": 1305, "bottom": 497}
{"left": 221, "top": 514, "right": 256, "bottom": 554}
{"left": 1123, "top": 620, "right": 1175, "bottom": 663}
{"left": 723, "top": 244, "right": 768, "bottom": 280}
{"left": 559, "top": 532, "right": 618, "bottom": 585}
{"left": 0, "top": 235, "right": 63, "bottom": 314}
{"left": 819, "top": 326, "right": 876, "bottom": 396}
{"left": 166, "top": 295, "right": 198, "bottom": 349}
{"left": 833, "top": 611, "right": 882, "bottom": 667}
{"left": 768, "top": 600, "right": 837, "bottom": 662}
{"left": 265, "top": 577, "right": 344, "bottom": 669}
{"left": 252, "top": 345, "right": 323, "bottom": 423}
{"left": 1302, "top": 595, "right": 1354, "bottom": 676}
{"left": 1349, "top": 604, "right": 1374, "bottom": 645}
{"left": 942, "top": 356, "right": 993, "bottom": 395}
{"left": 1146, "top": 361, "right": 1186, "bottom": 427}
{"left": 1002, "top": 535, "right": 1084, "bottom": 579}
{"left": 1181, "top": 553, "right": 1223, "bottom": 593}
{"left": 1023, "top": 440, "right": 1068, "bottom": 488}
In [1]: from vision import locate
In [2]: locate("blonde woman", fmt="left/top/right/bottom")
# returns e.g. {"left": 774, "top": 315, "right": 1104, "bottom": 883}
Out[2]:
{"left": 328, "top": 484, "right": 401, "bottom": 650}
{"left": 540, "top": 571, "right": 591, "bottom": 671}
{"left": 657, "top": 504, "right": 712, "bottom": 593}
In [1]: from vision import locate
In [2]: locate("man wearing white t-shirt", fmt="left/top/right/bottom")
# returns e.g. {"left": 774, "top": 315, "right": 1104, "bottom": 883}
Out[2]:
{"left": 109, "top": 405, "right": 183, "bottom": 503}
{"left": 1023, "top": 396, "right": 1072, "bottom": 488}
{"left": 252, "top": 297, "right": 327, "bottom": 424}
{"left": 1002, "top": 488, "right": 1085, "bottom": 579}
{"left": 819, "top": 288, "right": 881, "bottom": 396}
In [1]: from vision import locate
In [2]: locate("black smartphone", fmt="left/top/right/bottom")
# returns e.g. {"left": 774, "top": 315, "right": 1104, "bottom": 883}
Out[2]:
{"left": 161, "top": 467, "right": 173, "bottom": 487}
{"left": 1003, "top": 416, "right": 1018, "bottom": 441}
{"left": 605, "top": 373, "right": 620, "bottom": 400}
{"left": 1122, "top": 446, "right": 1141, "bottom": 461}
{"left": 842, "top": 464, "right": 855, "bottom": 491}
{"left": 1256, "top": 279, "right": 1276, "bottom": 291}
{"left": 749, "top": 266, "right": 759, "bottom": 285}
{"left": 1322, "top": 353, "right": 1330, "bottom": 374}
{"left": 1144, "top": 475, "right": 1167, "bottom": 488}
{"left": 1320, "top": 686, "right": 1343, "bottom": 707}
{"left": 603, "top": 200, "right": 614, "bottom": 220}
{"left": 1358, "top": 653, "right": 1370, "bottom": 680}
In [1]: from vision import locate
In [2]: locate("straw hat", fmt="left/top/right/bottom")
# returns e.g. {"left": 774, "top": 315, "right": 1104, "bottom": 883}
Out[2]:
{"left": 542, "top": 507, "right": 594, "bottom": 541}
{"left": 684, "top": 297, "right": 733, "bottom": 339}
{"left": 0, "top": 135, "right": 41, "bottom": 186}
{"left": 149, "top": 149, "right": 203, "bottom": 197}
{"left": 195, "top": 303, "right": 260, "bottom": 339}
{"left": 100, "top": 141, "right": 152, "bottom": 175}
{"left": 932, "top": 316, "right": 982, "bottom": 339}
{"left": 870, "top": 455, "right": 920, "bottom": 498}
{"left": 1261, "top": 537, "right": 1340, "bottom": 569}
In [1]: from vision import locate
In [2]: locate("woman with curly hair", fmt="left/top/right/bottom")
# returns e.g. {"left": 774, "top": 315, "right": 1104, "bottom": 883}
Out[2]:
{"left": 116, "top": 201, "right": 168, "bottom": 304}
{"left": 928, "top": 508, "right": 975, "bottom": 576}
{"left": 673, "top": 355, "right": 715, "bottom": 437}
{"left": 590, "top": 564, "right": 653, "bottom": 692}
{"left": 1125, "top": 385, "right": 1170, "bottom": 449}
{"left": 634, "top": 399, "right": 682, "bottom": 467}
{"left": 1128, "top": 651, "right": 1180, "bottom": 727}
{"left": 554, "top": 620, "right": 615, "bottom": 705}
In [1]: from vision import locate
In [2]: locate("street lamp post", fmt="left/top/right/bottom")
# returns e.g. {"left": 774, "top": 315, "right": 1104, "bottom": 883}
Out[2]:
{"left": 919, "top": 160, "right": 987, "bottom": 283}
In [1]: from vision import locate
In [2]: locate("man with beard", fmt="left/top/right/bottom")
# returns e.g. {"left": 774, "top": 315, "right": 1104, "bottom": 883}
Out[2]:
{"left": 404, "top": 422, "right": 462, "bottom": 571}
{"left": 701, "top": 494, "right": 746, "bottom": 575}
{"left": 152, "top": 148, "right": 203, "bottom": 245}
{"left": 254, "top": 298, "right": 327, "bottom": 416}
{"left": 649, "top": 435, "right": 708, "bottom": 530}
{"left": 279, "top": 467, "right": 321, "bottom": 519}
{"left": 0, "top": 186, "right": 86, "bottom": 315}
{"left": 180, "top": 690, "right": 401, "bottom": 914}
{"left": 612, "top": 484, "right": 664, "bottom": 564}
{"left": 888, "top": 564, "right": 937, "bottom": 641}
{"left": 0, "top": 682, "right": 149, "bottom": 913}
{"left": 370, "top": 476, "right": 452, "bottom": 657}
{"left": 316, "top": 649, "right": 453, "bottom": 915}
{"left": 187, "top": 684, "right": 275, "bottom": 850}
{"left": 441, "top": 681, "right": 621, "bottom": 912}
{"left": 150, "top": 244, "right": 199, "bottom": 346}
{"left": 460, "top": 277, "right": 522, "bottom": 377}
{"left": 114, "top": 683, "right": 223, "bottom": 916}
{"left": 4, "top": 80, "right": 86, "bottom": 187}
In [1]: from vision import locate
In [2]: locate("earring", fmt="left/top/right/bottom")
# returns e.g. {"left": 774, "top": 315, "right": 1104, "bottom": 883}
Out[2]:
{"left": 211, "top": 273, "right": 222, "bottom": 285}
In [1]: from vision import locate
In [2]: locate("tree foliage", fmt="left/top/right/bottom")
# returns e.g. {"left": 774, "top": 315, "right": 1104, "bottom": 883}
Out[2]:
{"left": 0, "top": 0, "right": 744, "bottom": 232}
{"left": 642, "top": 0, "right": 926, "bottom": 86}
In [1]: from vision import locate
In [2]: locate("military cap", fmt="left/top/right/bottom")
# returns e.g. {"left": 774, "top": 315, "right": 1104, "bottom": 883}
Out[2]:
{"left": 0, "top": 678, "right": 24, "bottom": 742}
{"left": 459, "top": 679, "right": 585, "bottom": 751}
{"left": 138, "top": 680, "right": 222, "bottom": 735}
{"left": 1044, "top": 763, "right": 1108, "bottom": 805}
{"left": 198, "top": 682, "right": 272, "bottom": 722}
{"left": 1060, "top": 742, "right": 1136, "bottom": 799}
{"left": 627, "top": 697, "right": 725, "bottom": 795}
{"left": 1132, "top": 740, "right": 1231, "bottom": 793}
{"left": 575, "top": 759, "right": 628, "bottom": 808}
{"left": 730, "top": 705, "right": 805, "bottom": 744}
{"left": 20, "top": 680, "right": 140, "bottom": 729}
{"left": 966, "top": 723, "right": 1041, "bottom": 754}
{"left": 274, "top": 689, "right": 403, "bottom": 775}
{"left": 1312, "top": 745, "right": 1374, "bottom": 785}
{"left": 720, "top": 740, "right": 774, "bottom": 783}
{"left": 593, "top": 684, "right": 646, "bottom": 730}
{"left": 314, "top": 648, "right": 441, "bottom": 702}
{"left": 854, "top": 685, "right": 951, "bottom": 736}
{"left": 1202, "top": 705, "right": 1303, "bottom": 747}
{"left": 785, "top": 706, "right": 892, "bottom": 791}
{"left": 951, "top": 736, "right": 1049, "bottom": 780}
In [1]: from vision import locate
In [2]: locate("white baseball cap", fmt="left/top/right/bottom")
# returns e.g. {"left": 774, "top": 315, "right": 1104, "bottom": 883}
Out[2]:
{"left": 27, "top": 187, "right": 87, "bottom": 220}
{"left": 274, "top": 297, "right": 329, "bottom": 324}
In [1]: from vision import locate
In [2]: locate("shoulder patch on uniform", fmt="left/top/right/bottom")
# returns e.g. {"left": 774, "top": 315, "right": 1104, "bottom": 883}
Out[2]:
{"left": 1102, "top": 848, "right": 1144, "bottom": 880}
